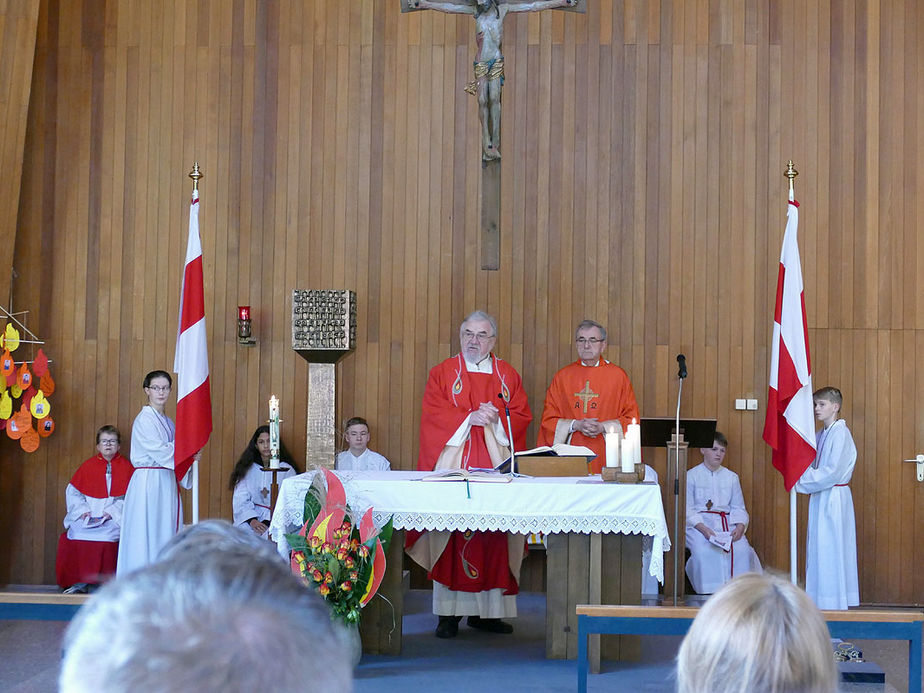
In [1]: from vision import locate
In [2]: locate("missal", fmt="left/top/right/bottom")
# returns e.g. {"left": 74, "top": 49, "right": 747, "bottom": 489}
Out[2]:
{"left": 511, "top": 443, "right": 594, "bottom": 458}
{"left": 422, "top": 468, "right": 512, "bottom": 483}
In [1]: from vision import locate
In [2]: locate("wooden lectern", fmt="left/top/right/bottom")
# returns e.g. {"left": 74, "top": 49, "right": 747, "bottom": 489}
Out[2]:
{"left": 640, "top": 418, "right": 716, "bottom": 605}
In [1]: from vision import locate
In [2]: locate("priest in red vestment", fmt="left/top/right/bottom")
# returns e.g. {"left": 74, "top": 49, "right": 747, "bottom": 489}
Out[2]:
{"left": 538, "top": 319, "right": 640, "bottom": 474}
{"left": 407, "top": 311, "right": 532, "bottom": 639}
{"left": 55, "top": 425, "right": 134, "bottom": 592}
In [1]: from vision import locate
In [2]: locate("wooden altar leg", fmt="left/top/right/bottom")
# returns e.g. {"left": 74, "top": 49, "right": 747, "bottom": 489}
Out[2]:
{"left": 545, "top": 532, "right": 642, "bottom": 665}
{"left": 358, "top": 529, "right": 404, "bottom": 655}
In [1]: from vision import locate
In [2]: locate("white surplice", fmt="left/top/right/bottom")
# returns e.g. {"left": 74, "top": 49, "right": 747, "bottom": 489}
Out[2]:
{"left": 685, "top": 463, "right": 761, "bottom": 594}
{"left": 335, "top": 449, "right": 391, "bottom": 472}
{"left": 116, "top": 406, "right": 191, "bottom": 576}
{"left": 232, "top": 462, "right": 297, "bottom": 527}
{"left": 794, "top": 418, "right": 859, "bottom": 610}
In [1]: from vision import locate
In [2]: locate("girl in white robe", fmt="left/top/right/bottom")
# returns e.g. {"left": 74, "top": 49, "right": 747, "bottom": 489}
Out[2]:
{"left": 117, "top": 371, "right": 193, "bottom": 576}
{"left": 795, "top": 387, "right": 859, "bottom": 610}
{"left": 229, "top": 425, "right": 299, "bottom": 537}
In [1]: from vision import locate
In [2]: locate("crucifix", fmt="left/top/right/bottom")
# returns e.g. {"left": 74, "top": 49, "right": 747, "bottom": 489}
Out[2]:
{"left": 403, "top": 0, "right": 584, "bottom": 269}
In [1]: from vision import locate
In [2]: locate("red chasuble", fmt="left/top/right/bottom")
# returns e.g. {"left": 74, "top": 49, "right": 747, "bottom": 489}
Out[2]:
{"left": 69, "top": 453, "right": 134, "bottom": 498}
{"left": 537, "top": 360, "right": 639, "bottom": 474}
{"left": 412, "top": 353, "right": 531, "bottom": 594}
{"left": 417, "top": 353, "right": 531, "bottom": 471}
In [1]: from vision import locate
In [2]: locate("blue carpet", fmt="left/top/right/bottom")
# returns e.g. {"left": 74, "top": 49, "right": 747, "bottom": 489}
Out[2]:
{"left": 354, "top": 590, "right": 679, "bottom": 692}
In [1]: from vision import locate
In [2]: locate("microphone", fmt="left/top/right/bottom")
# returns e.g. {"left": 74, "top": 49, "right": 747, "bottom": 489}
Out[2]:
{"left": 676, "top": 354, "right": 688, "bottom": 379}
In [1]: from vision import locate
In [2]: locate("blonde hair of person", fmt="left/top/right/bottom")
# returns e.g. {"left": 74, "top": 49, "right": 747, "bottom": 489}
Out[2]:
{"left": 677, "top": 572, "right": 837, "bottom": 693}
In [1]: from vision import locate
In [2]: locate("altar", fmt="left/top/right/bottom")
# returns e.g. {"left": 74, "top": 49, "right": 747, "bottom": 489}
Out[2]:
{"left": 269, "top": 470, "right": 670, "bottom": 660}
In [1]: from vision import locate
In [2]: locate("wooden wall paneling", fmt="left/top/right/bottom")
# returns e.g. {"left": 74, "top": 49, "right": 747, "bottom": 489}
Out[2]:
{"left": 0, "top": 0, "right": 41, "bottom": 305}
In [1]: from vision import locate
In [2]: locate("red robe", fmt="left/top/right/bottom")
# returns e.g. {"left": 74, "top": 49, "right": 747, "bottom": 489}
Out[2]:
{"left": 56, "top": 453, "right": 134, "bottom": 588}
{"left": 411, "top": 354, "right": 532, "bottom": 595}
{"left": 537, "top": 360, "right": 639, "bottom": 474}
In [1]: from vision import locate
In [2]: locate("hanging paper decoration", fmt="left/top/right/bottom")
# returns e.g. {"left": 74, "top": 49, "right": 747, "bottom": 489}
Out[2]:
{"left": 38, "top": 416, "right": 55, "bottom": 437}
{"left": 20, "top": 425, "right": 39, "bottom": 453}
{"left": 0, "top": 350, "right": 13, "bottom": 377}
{"left": 32, "top": 349, "right": 49, "bottom": 377}
{"left": 16, "top": 363, "right": 32, "bottom": 390}
{"left": 6, "top": 414, "right": 23, "bottom": 440}
{"left": 4, "top": 324, "right": 20, "bottom": 351}
{"left": 0, "top": 317, "right": 55, "bottom": 452}
{"left": 30, "top": 390, "right": 50, "bottom": 419}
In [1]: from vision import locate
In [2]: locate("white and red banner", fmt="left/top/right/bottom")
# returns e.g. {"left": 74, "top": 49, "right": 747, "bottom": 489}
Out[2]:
{"left": 173, "top": 190, "right": 212, "bottom": 484}
{"left": 763, "top": 192, "right": 816, "bottom": 491}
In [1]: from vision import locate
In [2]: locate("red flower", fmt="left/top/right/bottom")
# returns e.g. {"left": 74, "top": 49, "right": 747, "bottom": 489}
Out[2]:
{"left": 341, "top": 580, "right": 353, "bottom": 592}
{"left": 324, "top": 571, "right": 334, "bottom": 584}
{"left": 358, "top": 544, "right": 370, "bottom": 559}
{"left": 311, "top": 568, "right": 323, "bottom": 582}
{"left": 319, "top": 583, "right": 331, "bottom": 596}
{"left": 344, "top": 556, "right": 356, "bottom": 569}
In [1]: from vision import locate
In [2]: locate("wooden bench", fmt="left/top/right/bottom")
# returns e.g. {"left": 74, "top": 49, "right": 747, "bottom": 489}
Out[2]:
{"left": 0, "top": 591, "right": 89, "bottom": 621}
{"left": 576, "top": 604, "right": 924, "bottom": 693}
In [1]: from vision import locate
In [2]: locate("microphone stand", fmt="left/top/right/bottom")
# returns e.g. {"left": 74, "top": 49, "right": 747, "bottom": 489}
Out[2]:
{"left": 672, "top": 377, "right": 684, "bottom": 605}
{"left": 672, "top": 355, "right": 687, "bottom": 606}
{"left": 499, "top": 394, "right": 518, "bottom": 476}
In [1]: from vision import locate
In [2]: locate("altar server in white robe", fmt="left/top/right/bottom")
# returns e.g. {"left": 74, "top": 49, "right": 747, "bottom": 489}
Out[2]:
{"left": 794, "top": 386, "right": 859, "bottom": 610}
{"left": 117, "top": 370, "right": 195, "bottom": 576}
{"left": 335, "top": 417, "right": 391, "bottom": 471}
{"left": 230, "top": 425, "right": 299, "bottom": 536}
{"left": 685, "top": 431, "right": 762, "bottom": 594}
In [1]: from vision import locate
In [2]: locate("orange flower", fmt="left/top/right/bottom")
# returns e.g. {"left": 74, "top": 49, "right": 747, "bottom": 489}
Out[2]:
{"left": 341, "top": 580, "right": 353, "bottom": 592}
{"left": 319, "top": 583, "right": 331, "bottom": 596}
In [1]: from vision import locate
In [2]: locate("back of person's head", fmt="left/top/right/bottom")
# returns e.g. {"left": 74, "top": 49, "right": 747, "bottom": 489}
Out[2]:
{"left": 60, "top": 522, "right": 352, "bottom": 693}
{"left": 676, "top": 572, "right": 837, "bottom": 693}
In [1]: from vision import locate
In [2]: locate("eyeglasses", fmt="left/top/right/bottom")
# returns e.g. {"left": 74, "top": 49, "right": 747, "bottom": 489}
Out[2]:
{"left": 99, "top": 440, "right": 119, "bottom": 446}
{"left": 575, "top": 337, "right": 604, "bottom": 346}
{"left": 146, "top": 385, "right": 171, "bottom": 393}
{"left": 462, "top": 330, "right": 495, "bottom": 342}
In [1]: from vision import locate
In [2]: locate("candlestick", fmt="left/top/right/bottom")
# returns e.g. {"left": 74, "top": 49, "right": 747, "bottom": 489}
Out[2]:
{"left": 269, "top": 395, "right": 281, "bottom": 469}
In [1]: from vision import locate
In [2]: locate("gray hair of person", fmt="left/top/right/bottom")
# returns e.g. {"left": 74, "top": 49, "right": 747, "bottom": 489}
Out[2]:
{"left": 460, "top": 310, "right": 498, "bottom": 338}
{"left": 157, "top": 518, "right": 283, "bottom": 565}
{"left": 676, "top": 572, "right": 837, "bottom": 693}
{"left": 574, "top": 319, "right": 607, "bottom": 342}
{"left": 59, "top": 537, "right": 352, "bottom": 693}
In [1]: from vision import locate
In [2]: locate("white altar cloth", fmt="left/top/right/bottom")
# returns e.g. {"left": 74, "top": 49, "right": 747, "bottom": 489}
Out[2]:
{"left": 268, "top": 470, "right": 670, "bottom": 582}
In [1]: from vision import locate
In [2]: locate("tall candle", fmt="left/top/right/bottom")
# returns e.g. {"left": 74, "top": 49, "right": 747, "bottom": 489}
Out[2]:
{"left": 269, "top": 395, "right": 280, "bottom": 469}
{"left": 627, "top": 418, "right": 642, "bottom": 466}
{"left": 604, "top": 432, "right": 619, "bottom": 469}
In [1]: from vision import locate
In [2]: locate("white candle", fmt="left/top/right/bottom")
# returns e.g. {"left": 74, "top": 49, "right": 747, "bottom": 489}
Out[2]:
{"left": 269, "top": 395, "right": 281, "bottom": 469}
{"left": 627, "top": 418, "right": 642, "bottom": 467}
{"left": 620, "top": 435, "right": 634, "bottom": 473}
{"left": 604, "top": 432, "right": 619, "bottom": 469}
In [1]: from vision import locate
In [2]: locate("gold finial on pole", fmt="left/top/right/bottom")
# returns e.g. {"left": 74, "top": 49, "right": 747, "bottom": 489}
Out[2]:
{"left": 784, "top": 160, "right": 798, "bottom": 194}
{"left": 189, "top": 162, "right": 203, "bottom": 192}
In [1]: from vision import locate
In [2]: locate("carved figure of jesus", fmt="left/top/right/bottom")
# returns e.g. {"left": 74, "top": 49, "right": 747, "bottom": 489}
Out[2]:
{"left": 411, "top": 0, "right": 576, "bottom": 160}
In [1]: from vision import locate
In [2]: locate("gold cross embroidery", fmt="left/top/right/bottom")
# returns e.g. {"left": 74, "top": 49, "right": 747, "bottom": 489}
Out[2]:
{"left": 574, "top": 380, "right": 599, "bottom": 414}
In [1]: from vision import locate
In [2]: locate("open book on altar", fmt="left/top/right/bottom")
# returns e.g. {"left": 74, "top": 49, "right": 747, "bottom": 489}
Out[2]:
{"left": 496, "top": 443, "right": 595, "bottom": 476}
{"left": 422, "top": 468, "right": 512, "bottom": 483}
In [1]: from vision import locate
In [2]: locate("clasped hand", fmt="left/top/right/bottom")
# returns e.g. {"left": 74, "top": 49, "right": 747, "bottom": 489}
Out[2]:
{"left": 470, "top": 401, "right": 500, "bottom": 426}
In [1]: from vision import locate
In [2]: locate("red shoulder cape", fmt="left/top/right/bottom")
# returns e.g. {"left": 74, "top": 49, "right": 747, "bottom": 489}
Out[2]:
{"left": 69, "top": 452, "right": 134, "bottom": 498}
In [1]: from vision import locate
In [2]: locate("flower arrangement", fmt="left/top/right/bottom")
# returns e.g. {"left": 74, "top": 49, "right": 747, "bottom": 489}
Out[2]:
{"left": 286, "top": 468, "right": 393, "bottom": 626}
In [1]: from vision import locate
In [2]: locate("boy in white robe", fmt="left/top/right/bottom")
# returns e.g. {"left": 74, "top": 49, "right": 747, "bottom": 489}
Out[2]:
{"left": 685, "top": 431, "right": 762, "bottom": 594}
{"left": 335, "top": 417, "right": 391, "bottom": 471}
{"left": 794, "top": 386, "right": 859, "bottom": 610}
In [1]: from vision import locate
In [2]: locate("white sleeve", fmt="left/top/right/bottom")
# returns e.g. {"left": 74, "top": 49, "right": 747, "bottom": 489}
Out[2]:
{"left": 63, "top": 484, "right": 91, "bottom": 529}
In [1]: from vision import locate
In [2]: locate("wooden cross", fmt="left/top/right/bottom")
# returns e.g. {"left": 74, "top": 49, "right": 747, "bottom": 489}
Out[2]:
{"left": 402, "top": 0, "right": 585, "bottom": 269}
{"left": 574, "top": 380, "right": 599, "bottom": 414}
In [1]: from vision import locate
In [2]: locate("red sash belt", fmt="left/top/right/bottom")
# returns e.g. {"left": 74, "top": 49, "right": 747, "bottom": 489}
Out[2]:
{"left": 255, "top": 503, "right": 270, "bottom": 510}
{"left": 835, "top": 483, "right": 849, "bottom": 486}
{"left": 703, "top": 510, "right": 735, "bottom": 577}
